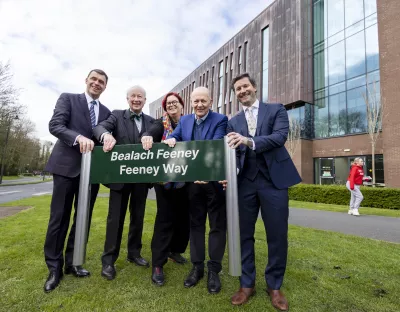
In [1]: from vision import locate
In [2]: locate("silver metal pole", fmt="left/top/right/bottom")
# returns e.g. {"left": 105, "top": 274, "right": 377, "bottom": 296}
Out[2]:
{"left": 224, "top": 136, "right": 241, "bottom": 276}
{"left": 72, "top": 152, "right": 92, "bottom": 266}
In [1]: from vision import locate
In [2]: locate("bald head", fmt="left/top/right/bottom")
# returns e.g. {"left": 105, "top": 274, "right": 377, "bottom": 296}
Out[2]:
{"left": 191, "top": 87, "right": 213, "bottom": 119}
{"left": 191, "top": 87, "right": 211, "bottom": 100}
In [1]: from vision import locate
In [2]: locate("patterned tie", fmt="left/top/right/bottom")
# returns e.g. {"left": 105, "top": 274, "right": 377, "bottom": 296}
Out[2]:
{"left": 245, "top": 106, "right": 256, "bottom": 137}
{"left": 89, "top": 100, "right": 97, "bottom": 128}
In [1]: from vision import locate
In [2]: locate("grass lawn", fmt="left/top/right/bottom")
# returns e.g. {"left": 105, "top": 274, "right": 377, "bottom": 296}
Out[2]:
{"left": 290, "top": 200, "right": 400, "bottom": 218}
{"left": 0, "top": 196, "right": 399, "bottom": 312}
{"left": 2, "top": 176, "right": 21, "bottom": 180}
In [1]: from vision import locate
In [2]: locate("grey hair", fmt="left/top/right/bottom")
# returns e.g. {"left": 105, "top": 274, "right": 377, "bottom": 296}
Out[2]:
{"left": 127, "top": 85, "right": 146, "bottom": 97}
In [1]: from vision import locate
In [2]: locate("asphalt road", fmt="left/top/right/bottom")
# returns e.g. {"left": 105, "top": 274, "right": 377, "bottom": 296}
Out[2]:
{"left": 1, "top": 177, "right": 47, "bottom": 184}
{"left": 0, "top": 182, "right": 53, "bottom": 203}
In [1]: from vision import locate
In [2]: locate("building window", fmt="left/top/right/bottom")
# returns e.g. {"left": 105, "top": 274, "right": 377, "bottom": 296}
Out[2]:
{"left": 211, "top": 66, "right": 215, "bottom": 107}
{"left": 286, "top": 104, "right": 313, "bottom": 139}
{"left": 203, "top": 73, "right": 206, "bottom": 87}
{"left": 262, "top": 27, "right": 269, "bottom": 102}
{"left": 206, "top": 70, "right": 209, "bottom": 88}
{"left": 199, "top": 75, "right": 202, "bottom": 86}
{"left": 313, "top": 0, "right": 379, "bottom": 139}
{"left": 238, "top": 46, "right": 242, "bottom": 75}
{"left": 244, "top": 41, "right": 248, "bottom": 72}
{"left": 230, "top": 52, "right": 234, "bottom": 114}
{"left": 314, "top": 154, "right": 384, "bottom": 185}
{"left": 217, "top": 61, "right": 224, "bottom": 113}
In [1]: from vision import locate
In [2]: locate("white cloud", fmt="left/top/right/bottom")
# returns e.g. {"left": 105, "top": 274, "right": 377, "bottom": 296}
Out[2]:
{"left": 0, "top": 0, "right": 273, "bottom": 142}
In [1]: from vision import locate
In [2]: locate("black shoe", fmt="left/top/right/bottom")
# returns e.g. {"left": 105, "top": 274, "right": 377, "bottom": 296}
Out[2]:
{"left": 168, "top": 252, "right": 187, "bottom": 264}
{"left": 207, "top": 271, "right": 221, "bottom": 294}
{"left": 64, "top": 265, "right": 91, "bottom": 277}
{"left": 44, "top": 271, "right": 63, "bottom": 293}
{"left": 184, "top": 266, "right": 204, "bottom": 288}
{"left": 151, "top": 266, "right": 165, "bottom": 286}
{"left": 127, "top": 256, "right": 150, "bottom": 268}
{"left": 101, "top": 264, "right": 116, "bottom": 280}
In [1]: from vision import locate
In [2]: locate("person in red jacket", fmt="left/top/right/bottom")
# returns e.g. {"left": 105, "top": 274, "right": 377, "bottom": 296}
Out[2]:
{"left": 346, "top": 157, "right": 365, "bottom": 216}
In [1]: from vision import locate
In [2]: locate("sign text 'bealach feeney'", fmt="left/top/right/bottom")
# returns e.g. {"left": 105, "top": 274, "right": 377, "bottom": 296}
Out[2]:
{"left": 90, "top": 140, "right": 226, "bottom": 184}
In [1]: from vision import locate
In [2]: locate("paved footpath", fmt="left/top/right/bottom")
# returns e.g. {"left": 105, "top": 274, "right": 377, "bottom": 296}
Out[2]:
{"left": 288, "top": 208, "right": 400, "bottom": 244}
{"left": 149, "top": 189, "right": 400, "bottom": 244}
{"left": 5, "top": 187, "right": 400, "bottom": 244}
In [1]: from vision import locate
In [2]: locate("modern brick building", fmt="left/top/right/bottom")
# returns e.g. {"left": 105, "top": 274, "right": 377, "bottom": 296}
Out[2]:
{"left": 149, "top": 0, "right": 400, "bottom": 188}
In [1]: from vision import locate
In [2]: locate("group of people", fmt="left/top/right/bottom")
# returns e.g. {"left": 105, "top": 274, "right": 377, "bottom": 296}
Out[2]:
{"left": 43, "top": 68, "right": 302, "bottom": 311}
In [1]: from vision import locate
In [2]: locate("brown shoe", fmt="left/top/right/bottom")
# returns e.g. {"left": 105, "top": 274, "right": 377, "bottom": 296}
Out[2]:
{"left": 231, "top": 287, "right": 255, "bottom": 305}
{"left": 267, "top": 288, "right": 289, "bottom": 311}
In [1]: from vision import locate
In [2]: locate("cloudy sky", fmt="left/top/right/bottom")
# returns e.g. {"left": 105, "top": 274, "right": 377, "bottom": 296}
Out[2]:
{"left": 0, "top": 0, "right": 272, "bottom": 142}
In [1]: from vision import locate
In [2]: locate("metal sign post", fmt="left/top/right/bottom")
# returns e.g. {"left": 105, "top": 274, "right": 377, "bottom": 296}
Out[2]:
{"left": 72, "top": 152, "right": 92, "bottom": 266}
{"left": 224, "top": 136, "right": 241, "bottom": 276}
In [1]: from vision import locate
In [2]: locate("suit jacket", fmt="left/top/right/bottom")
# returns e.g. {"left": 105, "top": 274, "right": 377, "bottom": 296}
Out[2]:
{"left": 45, "top": 93, "right": 111, "bottom": 178}
{"left": 227, "top": 102, "right": 301, "bottom": 189}
{"left": 168, "top": 111, "right": 228, "bottom": 142}
{"left": 93, "top": 109, "right": 155, "bottom": 190}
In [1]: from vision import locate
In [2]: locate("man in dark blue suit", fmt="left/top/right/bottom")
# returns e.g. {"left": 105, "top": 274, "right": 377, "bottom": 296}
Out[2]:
{"left": 164, "top": 87, "right": 227, "bottom": 294}
{"left": 43, "top": 69, "right": 111, "bottom": 292}
{"left": 227, "top": 73, "right": 301, "bottom": 311}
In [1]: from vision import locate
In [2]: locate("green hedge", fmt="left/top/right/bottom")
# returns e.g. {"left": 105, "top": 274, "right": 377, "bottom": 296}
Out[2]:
{"left": 289, "top": 184, "right": 400, "bottom": 210}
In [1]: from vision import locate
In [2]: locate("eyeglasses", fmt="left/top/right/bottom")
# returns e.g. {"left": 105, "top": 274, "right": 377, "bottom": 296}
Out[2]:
{"left": 166, "top": 100, "right": 179, "bottom": 106}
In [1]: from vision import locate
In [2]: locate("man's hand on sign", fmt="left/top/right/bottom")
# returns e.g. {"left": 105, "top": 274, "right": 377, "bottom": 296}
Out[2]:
{"left": 141, "top": 136, "right": 153, "bottom": 150}
{"left": 77, "top": 135, "right": 95, "bottom": 153}
{"left": 227, "top": 132, "right": 247, "bottom": 149}
{"left": 103, "top": 133, "right": 117, "bottom": 152}
{"left": 194, "top": 181, "right": 209, "bottom": 184}
{"left": 163, "top": 138, "right": 176, "bottom": 147}
{"left": 218, "top": 180, "right": 227, "bottom": 190}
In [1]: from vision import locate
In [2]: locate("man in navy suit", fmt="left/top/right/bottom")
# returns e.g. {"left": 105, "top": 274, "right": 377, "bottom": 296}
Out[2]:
{"left": 227, "top": 73, "right": 301, "bottom": 311}
{"left": 164, "top": 87, "right": 227, "bottom": 294}
{"left": 43, "top": 69, "right": 111, "bottom": 292}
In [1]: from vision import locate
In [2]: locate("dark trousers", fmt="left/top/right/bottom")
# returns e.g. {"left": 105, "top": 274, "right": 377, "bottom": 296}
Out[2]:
{"left": 238, "top": 173, "right": 289, "bottom": 290}
{"left": 44, "top": 174, "right": 99, "bottom": 272}
{"left": 187, "top": 182, "right": 226, "bottom": 273}
{"left": 151, "top": 184, "right": 190, "bottom": 267}
{"left": 102, "top": 183, "right": 148, "bottom": 265}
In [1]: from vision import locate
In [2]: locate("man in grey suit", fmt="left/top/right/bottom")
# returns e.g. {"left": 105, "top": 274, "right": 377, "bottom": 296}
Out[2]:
{"left": 93, "top": 85, "right": 154, "bottom": 280}
{"left": 44, "top": 69, "right": 111, "bottom": 292}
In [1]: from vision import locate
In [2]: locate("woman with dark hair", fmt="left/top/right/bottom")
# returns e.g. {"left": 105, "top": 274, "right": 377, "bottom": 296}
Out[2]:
{"left": 141, "top": 92, "right": 190, "bottom": 286}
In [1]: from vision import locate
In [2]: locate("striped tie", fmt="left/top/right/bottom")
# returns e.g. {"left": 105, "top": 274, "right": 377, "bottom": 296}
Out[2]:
{"left": 89, "top": 100, "right": 97, "bottom": 128}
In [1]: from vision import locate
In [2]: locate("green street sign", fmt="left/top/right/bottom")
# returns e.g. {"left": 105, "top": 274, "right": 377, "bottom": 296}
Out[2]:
{"left": 90, "top": 140, "right": 226, "bottom": 184}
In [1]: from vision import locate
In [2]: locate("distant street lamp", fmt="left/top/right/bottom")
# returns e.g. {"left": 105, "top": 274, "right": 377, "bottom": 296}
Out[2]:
{"left": 0, "top": 115, "right": 19, "bottom": 184}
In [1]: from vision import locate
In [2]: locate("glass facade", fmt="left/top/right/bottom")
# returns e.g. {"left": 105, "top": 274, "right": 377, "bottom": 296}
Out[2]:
{"left": 286, "top": 104, "right": 313, "bottom": 139}
{"left": 313, "top": 0, "right": 380, "bottom": 138}
{"left": 262, "top": 27, "right": 269, "bottom": 102}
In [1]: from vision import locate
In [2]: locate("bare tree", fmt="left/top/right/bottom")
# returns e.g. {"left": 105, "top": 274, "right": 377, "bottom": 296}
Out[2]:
{"left": 362, "top": 81, "right": 384, "bottom": 185}
{"left": 287, "top": 116, "right": 301, "bottom": 158}
{"left": 0, "top": 62, "right": 21, "bottom": 118}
